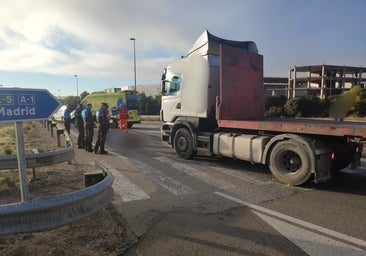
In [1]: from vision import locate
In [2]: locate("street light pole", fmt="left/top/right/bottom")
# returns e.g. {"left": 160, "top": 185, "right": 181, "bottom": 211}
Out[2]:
{"left": 74, "top": 74, "right": 79, "bottom": 98}
{"left": 130, "top": 38, "right": 136, "bottom": 90}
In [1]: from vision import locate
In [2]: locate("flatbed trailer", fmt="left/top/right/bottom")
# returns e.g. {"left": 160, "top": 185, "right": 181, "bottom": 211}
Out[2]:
{"left": 160, "top": 31, "right": 366, "bottom": 185}
{"left": 218, "top": 118, "right": 366, "bottom": 139}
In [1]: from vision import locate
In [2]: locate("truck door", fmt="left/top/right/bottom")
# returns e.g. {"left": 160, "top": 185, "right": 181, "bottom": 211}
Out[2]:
{"left": 161, "top": 72, "right": 182, "bottom": 122}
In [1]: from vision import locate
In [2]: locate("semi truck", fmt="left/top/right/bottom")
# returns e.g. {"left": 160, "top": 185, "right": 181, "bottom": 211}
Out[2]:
{"left": 160, "top": 31, "right": 366, "bottom": 185}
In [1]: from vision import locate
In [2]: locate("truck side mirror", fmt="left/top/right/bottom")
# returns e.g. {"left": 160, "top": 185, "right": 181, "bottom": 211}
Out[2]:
{"left": 161, "top": 74, "right": 167, "bottom": 94}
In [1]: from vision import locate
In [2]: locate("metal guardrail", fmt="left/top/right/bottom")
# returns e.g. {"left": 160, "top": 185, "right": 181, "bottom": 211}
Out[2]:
{"left": 0, "top": 121, "right": 114, "bottom": 234}
{"left": 0, "top": 121, "right": 74, "bottom": 170}
{"left": 0, "top": 146, "right": 74, "bottom": 170}
{"left": 0, "top": 167, "right": 114, "bottom": 235}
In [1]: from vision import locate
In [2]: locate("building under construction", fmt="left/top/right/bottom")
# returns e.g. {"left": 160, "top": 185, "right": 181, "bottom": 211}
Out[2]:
{"left": 287, "top": 64, "right": 366, "bottom": 99}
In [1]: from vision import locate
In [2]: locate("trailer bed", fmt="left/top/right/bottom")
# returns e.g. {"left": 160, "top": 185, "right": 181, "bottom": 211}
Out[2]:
{"left": 218, "top": 118, "right": 366, "bottom": 139}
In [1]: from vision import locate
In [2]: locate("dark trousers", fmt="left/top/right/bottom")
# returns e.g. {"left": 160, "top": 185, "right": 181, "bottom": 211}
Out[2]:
{"left": 94, "top": 128, "right": 107, "bottom": 153}
{"left": 84, "top": 126, "right": 94, "bottom": 151}
{"left": 77, "top": 124, "right": 85, "bottom": 148}
{"left": 64, "top": 120, "right": 71, "bottom": 134}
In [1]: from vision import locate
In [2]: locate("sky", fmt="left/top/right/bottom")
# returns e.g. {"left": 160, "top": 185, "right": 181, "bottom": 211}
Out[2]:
{"left": 0, "top": 0, "right": 365, "bottom": 97}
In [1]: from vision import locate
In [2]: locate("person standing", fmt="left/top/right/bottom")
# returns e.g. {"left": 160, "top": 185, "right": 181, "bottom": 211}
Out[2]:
{"left": 63, "top": 105, "right": 72, "bottom": 134}
{"left": 117, "top": 103, "right": 128, "bottom": 130}
{"left": 82, "top": 103, "right": 94, "bottom": 152}
{"left": 94, "top": 102, "right": 110, "bottom": 154}
{"left": 75, "top": 103, "right": 85, "bottom": 149}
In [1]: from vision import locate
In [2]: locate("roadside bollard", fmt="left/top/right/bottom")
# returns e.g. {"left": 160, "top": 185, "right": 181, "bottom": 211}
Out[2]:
{"left": 56, "top": 129, "right": 64, "bottom": 147}
{"left": 31, "top": 148, "right": 39, "bottom": 180}
{"left": 63, "top": 130, "right": 73, "bottom": 164}
{"left": 47, "top": 120, "right": 51, "bottom": 131}
{"left": 50, "top": 122, "right": 56, "bottom": 137}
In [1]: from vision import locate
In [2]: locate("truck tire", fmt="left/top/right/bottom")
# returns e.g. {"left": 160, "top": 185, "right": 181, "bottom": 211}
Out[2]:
{"left": 269, "top": 140, "right": 312, "bottom": 185}
{"left": 173, "top": 128, "right": 196, "bottom": 159}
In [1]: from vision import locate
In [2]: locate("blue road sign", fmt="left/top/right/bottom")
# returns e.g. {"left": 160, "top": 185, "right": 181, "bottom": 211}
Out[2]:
{"left": 0, "top": 88, "right": 61, "bottom": 122}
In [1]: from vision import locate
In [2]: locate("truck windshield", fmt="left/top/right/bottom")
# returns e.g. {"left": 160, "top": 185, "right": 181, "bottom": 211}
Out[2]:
{"left": 163, "top": 74, "right": 181, "bottom": 95}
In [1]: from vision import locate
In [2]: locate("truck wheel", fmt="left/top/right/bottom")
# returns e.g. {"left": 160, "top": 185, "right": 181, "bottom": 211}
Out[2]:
{"left": 269, "top": 140, "right": 311, "bottom": 185}
{"left": 174, "top": 128, "right": 195, "bottom": 159}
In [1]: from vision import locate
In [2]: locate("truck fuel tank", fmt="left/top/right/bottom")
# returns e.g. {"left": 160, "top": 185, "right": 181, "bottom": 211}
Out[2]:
{"left": 213, "top": 133, "right": 271, "bottom": 163}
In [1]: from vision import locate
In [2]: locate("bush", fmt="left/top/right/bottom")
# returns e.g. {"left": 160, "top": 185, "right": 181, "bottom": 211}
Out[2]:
{"left": 4, "top": 144, "right": 13, "bottom": 154}
{"left": 265, "top": 96, "right": 287, "bottom": 117}
{"left": 346, "top": 86, "right": 366, "bottom": 116}
{"left": 328, "top": 86, "right": 366, "bottom": 119}
{"left": 265, "top": 95, "right": 287, "bottom": 110}
{"left": 284, "top": 97, "right": 301, "bottom": 117}
{"left": 284, "top": 94, "right": 329, "bottom": 117}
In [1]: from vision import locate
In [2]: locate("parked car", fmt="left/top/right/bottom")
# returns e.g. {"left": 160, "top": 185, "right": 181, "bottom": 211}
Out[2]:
{"left": 52, "top": 105, "right": 75, "bottom": 123}
{"left": 52, "top": 105, "right": 67, "bottom": 122}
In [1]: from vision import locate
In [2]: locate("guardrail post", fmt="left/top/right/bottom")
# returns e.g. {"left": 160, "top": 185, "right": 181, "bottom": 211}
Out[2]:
{"left": 50, "top": 122, "right": 56, "bottom": 137}
{"left": 31, "top": 149, "right": 39, "bottom": 179}
{"left": 63, "top": 130, "right": 73, "bottom": 164}
{"left": 56, "top": 129, "right": 64, "bottom": 147}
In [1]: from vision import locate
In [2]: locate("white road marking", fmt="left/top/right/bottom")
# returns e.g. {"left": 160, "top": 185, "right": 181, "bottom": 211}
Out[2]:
{"left": 97, "top": 160, "right": 150, "bottom": 202}
{"left": 200, "top": 161, "right": 268, "bottom": 185}
{"left": 155, "top": 156, "right": 235, "bottom": 190}
{"left": 215, "top": 191, "right": 366, "bottom": 254}
{"left": 128, "top": 158, "right": 196, "bottom": 195}
{"left": 255, "top": 211, "right": 365, "bottom": 256}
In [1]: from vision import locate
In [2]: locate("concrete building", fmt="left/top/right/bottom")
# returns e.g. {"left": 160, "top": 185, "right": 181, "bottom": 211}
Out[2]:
{"left": 104, "top": 64, "right": 366, "bottom": 100}
{"left": 287, "top": 65, "right": 366, "bottom": 99}
{"left": 264, "top": 77, "right": 288, "bottom": 97}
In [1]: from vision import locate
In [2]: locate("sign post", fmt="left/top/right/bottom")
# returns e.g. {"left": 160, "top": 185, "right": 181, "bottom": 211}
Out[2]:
{"left": 15, "top": 122, "right": 29, "bottom": 201}
{"left": 0, "top": 88, "right": 61, "bottom": 201}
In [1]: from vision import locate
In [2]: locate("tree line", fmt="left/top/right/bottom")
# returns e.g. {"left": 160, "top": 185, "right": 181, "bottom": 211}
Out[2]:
{"left": 58, "top": 86, "right": 366, "bottom": 118}
{"left": 59, "top": 91, "right": 162, "bottom": 115}
{"left": 265, "top": 86, "right": 366, "bottom": 119}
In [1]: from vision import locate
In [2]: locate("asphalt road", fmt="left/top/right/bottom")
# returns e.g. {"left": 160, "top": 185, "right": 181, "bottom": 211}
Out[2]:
{"left": 72, "top": 122, "right": 366, "bottom": 255}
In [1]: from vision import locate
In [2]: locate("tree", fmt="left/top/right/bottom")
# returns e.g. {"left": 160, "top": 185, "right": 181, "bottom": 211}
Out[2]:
{"left": 80, "top": 91, "right": 89, "bottom": 101}
{"left": 61, "top": 96, "right": 79, "bottom": 106}
{"left": 139, "top": 92, "right": 161, "bottom": 115}
{"left": 345, "top": 86, "right": 366, "bottom": 116}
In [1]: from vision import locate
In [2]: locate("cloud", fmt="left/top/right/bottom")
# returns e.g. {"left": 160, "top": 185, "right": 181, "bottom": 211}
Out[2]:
{"left": 0, "top": 0, "right": 365, "bottom": 89}
{"left": 42, "top": 26, "right": 85, "bottom": 54}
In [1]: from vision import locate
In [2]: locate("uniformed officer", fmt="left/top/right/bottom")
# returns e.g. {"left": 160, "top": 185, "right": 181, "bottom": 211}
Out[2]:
{"left": 63, "top": 105, "right": 72, "bottom": 134}
{"left": 75, "top": 103, "right": 85, "bottom": 149}
{"left": 82, "top": 103, "right": 94, "bottom": 152}
{"left": 94, "top": 102, "right": 110, "bottom": 154}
